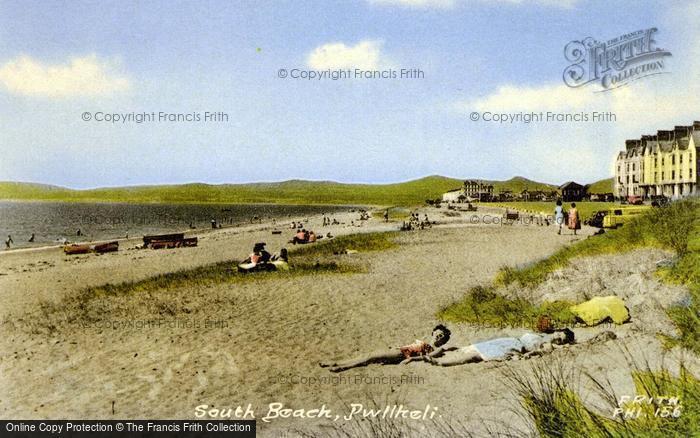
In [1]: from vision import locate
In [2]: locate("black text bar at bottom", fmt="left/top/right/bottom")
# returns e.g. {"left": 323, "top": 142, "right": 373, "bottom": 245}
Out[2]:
{"left": 1, "top": 420, "right": 256, "bottom": 437}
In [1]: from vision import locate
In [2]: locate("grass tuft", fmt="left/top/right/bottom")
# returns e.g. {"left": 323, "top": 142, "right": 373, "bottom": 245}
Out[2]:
{"left": 503, "top": 359, "right": 700, "bottom": 437}
{"left": 437, "top": 285, "right": 576, "bottom": 329}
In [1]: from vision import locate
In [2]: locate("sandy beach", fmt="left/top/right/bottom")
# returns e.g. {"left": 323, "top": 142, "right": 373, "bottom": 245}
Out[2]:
{"left": 0, "top": 205, "right": 695, "bottom": 436}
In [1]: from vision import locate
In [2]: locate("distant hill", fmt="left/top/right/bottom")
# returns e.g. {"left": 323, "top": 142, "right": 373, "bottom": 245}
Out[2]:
{"left": 0, "top": 175, "right": 561, "bottom": 206}
{"left": 586, "top": 178, "right": 614, "bottom": 194}
{"left": 488, "top": 176, "right": 557, "bottom": 193}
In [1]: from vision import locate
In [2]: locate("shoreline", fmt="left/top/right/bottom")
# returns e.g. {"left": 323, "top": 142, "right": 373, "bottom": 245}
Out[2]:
{"left": 0, "top": 202, "right": 376, "bottom": 254}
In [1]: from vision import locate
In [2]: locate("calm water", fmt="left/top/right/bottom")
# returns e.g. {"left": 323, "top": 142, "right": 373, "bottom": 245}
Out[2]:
{"left": 0, "top": 201, "right": 353, "bottom": 248}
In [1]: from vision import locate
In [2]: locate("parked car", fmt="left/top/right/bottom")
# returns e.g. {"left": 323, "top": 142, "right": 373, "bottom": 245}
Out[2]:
{"left": 601, "top": 207, "right": 649, "bottom": 228}
{"left": 584, "top": 210, "right": 607, "bottom": 228}
{"left": 627, "top": 195, "right": 644, "bottom": 205}
{"left": 650, "top": 195, "right": 670, "bottom": 208}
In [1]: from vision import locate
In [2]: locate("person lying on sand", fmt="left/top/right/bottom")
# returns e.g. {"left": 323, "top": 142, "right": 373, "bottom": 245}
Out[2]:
{"left": 320, "top": 325, "right": 451, "bottom": 372}
{"left": 402, "top": 329, "right": 574, "bottom": 367}
{"left": 408, "top": 329, "right": 616, "bottom": 367}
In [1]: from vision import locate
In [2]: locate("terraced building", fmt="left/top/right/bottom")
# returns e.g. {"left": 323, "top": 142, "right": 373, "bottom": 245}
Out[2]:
{"left": 614, "top": 122, "right": 700, "bottom": 200}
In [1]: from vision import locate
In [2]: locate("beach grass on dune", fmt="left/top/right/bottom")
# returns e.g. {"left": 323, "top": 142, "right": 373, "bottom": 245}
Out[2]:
{"left": 656, "top": 207, "right": 700, "bottom": 354}
{"left": 18, "top": 231, "right": 400, "bottom": 333}
{"left": 495, "top": 200, "right": 697, "bottom": 289}
{"left": 81, "top": 260, "right": 362, "bottom": 300}
{"left": 504, "top": 359, "right": 700, "bottom": 438}
{"left": 437, "top": 286, "right": 576, "bottom": 329}
{"left": 289, "top": 231, "right": 398, "bottom": 257}
{"left": 82, "top": 232, "right": 398, "bottom": 299}
{"left": 440, "top": 200, "right": 699, "bottom": 335}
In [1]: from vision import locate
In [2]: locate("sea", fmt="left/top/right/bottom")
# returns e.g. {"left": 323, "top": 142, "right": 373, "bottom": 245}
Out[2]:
{"left": 0, "top": 201, "right": 354, "bottom": 248}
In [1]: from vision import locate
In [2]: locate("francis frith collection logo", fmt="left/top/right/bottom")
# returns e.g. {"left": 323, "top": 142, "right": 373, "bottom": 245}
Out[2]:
{"left": 563, "top": 27, "right": 672, "bottom": 91}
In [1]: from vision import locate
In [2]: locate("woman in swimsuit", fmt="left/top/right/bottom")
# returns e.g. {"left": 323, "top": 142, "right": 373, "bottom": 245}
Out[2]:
{"left": 408, "top": 329, "right": 576, "bottom": 367}
{"left": 320, "top": 325, "right": 451, "bottom": 373}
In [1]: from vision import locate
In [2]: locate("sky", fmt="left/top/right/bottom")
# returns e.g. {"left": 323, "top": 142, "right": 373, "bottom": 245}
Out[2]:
{"left": 0, "top": 0, "right": 699, "bottom": 188}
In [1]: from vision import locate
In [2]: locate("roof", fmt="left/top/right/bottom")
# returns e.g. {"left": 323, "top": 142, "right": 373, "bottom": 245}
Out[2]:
{"left": 559, "top": 181, "right": 584, "bottom": 190}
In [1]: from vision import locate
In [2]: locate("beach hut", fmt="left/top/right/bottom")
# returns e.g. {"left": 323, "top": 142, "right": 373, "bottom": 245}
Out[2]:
{"left": 559, "top": 181, "right": 586, "bottom": 202}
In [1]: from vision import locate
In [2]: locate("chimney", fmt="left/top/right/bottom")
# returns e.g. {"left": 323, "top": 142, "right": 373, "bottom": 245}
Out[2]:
{"left": 657, "top": 130, "right": 672, "bottom": 141}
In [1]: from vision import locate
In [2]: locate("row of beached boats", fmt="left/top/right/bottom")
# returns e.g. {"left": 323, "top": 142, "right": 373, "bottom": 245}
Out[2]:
{"left": 63, "top": 233, "right": 198, "bottom": 255}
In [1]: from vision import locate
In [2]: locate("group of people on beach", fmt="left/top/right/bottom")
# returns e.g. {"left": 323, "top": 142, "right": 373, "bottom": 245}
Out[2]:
{"left": 238, "top": 242, "right": 289, "bottom": 273}
{"left": 291, "top": 229, "right": 317, "bottom": 244}
{"left": 554, "top": 200, "right": 581, "bottom": 235}
{"left": 400, "top": 212, "right": 433, "bottom": 231}
{"left": 322, "top": 216, "right": 340, "bottom": 226}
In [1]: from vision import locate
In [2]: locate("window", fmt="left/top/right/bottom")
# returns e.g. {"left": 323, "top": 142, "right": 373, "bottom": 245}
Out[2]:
{"left": 662, "top": 172, "right": 665, "bottom": 180}
{"left": 672, "top": 170, "right": 676, "bottom": 180}
{"left": 662, "top": 158, "right": 665, "bottom": 165}
{"left": 672, "top": 155, "right": 676, "bottom": 165}
{"left": 680, "top": 155, "right": 683, "bottom": 164}
{"left": 632, "top": 163, "right": 636, "bottom": 171}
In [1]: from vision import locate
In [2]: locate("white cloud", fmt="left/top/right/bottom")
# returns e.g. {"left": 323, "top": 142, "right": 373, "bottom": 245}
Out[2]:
{"left": 368, "top": 0, "right": 580, "bottom": 9}
{"left": 307, "top": 40, "right": 386, "bottom": 70}
{"left": 468, "top": 84, "right": 598, "bottom": 112}
{"left": 0, "top": 54, "right": 130, "bottom": 98}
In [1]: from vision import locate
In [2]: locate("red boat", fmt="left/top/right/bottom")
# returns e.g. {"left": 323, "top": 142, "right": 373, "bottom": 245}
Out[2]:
{"left": 94, "top": 241, "right": 119, "bottom": 253}
{"left": 64, "top": 244, "right": 91, "bottom": 255}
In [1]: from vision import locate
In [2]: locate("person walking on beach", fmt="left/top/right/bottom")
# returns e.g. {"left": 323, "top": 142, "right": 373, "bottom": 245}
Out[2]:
{"left": 568, "top": 202, "right": 581, "bottom": 235}
{"left": 5, "top": 235, "right": 13, "bottom": 249}
{"left": 554, "top": 200, "right": 565, "bottom": 234}
{"left": 28, "top": 233, "right": 35, "bottom": 243}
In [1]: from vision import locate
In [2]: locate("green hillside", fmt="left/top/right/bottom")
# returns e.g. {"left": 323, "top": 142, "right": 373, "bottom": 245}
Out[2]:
{"left": 489, "top": 176, "right": 557, "bottom": 193}
{"left": 0, "top": 176, "right": 559, "bottom": 206}
{"left": 587, "top": 177, "right": 614, "bottom": 194}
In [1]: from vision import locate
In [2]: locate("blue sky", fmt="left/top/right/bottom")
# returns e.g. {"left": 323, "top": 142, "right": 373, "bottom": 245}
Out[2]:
{"left": 1, "top": 0, "right": 698, "bottom": 188}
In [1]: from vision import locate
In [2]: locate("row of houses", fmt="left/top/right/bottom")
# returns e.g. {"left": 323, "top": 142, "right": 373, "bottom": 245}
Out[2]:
{"left": 615, "top": 121, "right": 700, "bottom": 199}
{"left": 442, "top": 180, "right": 606, "bottom": 203}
